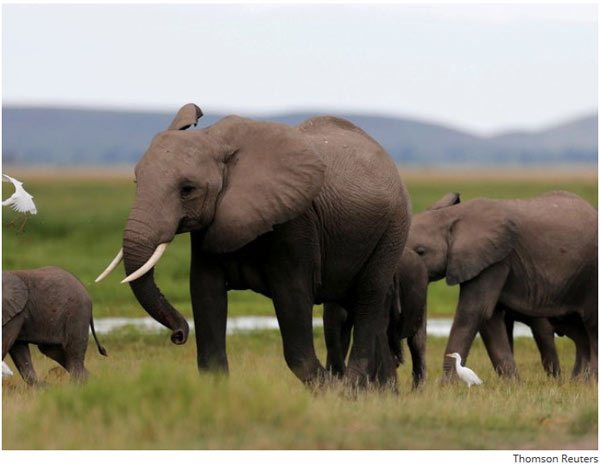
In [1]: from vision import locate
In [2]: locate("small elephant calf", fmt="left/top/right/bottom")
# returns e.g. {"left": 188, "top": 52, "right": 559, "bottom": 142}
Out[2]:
{"left": 2, "top": 266, "right": 107, "bottom": 385}
{"left": 324, "top": 248, "right": 428, "bottom": 388}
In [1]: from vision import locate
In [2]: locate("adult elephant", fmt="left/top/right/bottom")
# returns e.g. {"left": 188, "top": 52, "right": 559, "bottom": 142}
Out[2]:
{"left": 98, "top": 104, "right": 410, "bottom": 388}
{"left": 406, "top": 192, "right": 597, "bottom": 380}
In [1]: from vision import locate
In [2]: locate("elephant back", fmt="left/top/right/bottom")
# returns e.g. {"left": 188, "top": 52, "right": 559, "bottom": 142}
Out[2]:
{"left": 2, "top": 272, "right": 28, "bottom": 326}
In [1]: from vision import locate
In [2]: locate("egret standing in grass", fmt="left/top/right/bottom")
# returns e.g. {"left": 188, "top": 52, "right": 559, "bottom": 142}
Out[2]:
{"left": 2, "top": 173, "right": 37, "bottom": 232}
{"left": 446, "top": 353, "right": 483, "bottom": 388}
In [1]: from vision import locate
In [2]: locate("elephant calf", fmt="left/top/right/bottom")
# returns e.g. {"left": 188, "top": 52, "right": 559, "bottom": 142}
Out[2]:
{"left": 406, "top": 191, "right": 597, "bottom": 380}
{"left": 324, "top": 248, "right": 428, "bottom": 389}
{"left": 2, "top": 267, "right": 107, "bottom": 385}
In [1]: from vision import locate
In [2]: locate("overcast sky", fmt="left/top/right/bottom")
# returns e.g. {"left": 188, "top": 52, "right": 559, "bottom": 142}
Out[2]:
{"left": 2, "top": 3, "right": 598, "bottom": 135}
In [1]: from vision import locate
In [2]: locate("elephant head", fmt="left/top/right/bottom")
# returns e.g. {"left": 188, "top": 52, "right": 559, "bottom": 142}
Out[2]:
{"left": 97, "top": 104, "right": 326, "bottom": 344}
{"left": 406, "top": 192, "right": 516, "bottom": 286}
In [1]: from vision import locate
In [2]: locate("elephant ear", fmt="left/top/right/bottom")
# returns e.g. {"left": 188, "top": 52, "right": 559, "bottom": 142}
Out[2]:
{"left": 167, "top": 103, "right": 203, "bottom": 131}
{"left": 446, "top": 204, "right": 516, "bottom": 286}
{"left": 202, "top": 119, "right": 326, "bottom": 252}
{"left": 2, "top": 272, "right": 28, "bottom": 326}
{"left": 428, "top": 192, "right": 460, "bottom": 210}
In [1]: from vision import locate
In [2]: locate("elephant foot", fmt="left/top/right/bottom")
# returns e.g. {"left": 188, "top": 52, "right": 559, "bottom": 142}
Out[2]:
{"left": 412, "top": 375, "right": 426, "bottom": 391}
{"left": 325, "top": 362, "right": 346, "bottom": 380}
{"left": 343, "top": 363, "right": 369, "bottom": 390}
{"left": 302, "top": 367, "right": 330, "bottom": 394}
{"left": 582, "top": 366, "right": 598, "bottom": 383}
{"left": 196, "top": 354, "right": 229, "bottom": 376}
{"left": 495, "top": 367, "right": 520, "bottom": 380}
{"left": 440, "top": 369, "right": 457, "bottom": 386}
{"left": 30, "top": 379, "right": 49, "bottom": 389}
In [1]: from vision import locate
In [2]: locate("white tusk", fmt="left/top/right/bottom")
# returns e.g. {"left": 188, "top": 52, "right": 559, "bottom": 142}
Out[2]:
{"left": 120, "top": 243, "right": 168, "bottom": 284}
{"left": 95, "top": 248, "right": 123, "bottom": 283}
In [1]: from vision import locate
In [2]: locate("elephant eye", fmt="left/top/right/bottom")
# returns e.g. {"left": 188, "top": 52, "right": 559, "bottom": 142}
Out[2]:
{"left": 180, "top": 185, "right": 196, "bottom": 198}
{"left": 415, "top": 246, "right": 426, "bottom": 256}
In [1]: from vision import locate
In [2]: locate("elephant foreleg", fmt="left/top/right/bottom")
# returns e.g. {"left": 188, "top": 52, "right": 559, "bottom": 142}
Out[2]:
{"left": 190, "top": 234, "right": 229, "bottom": 374}
{"left": 407, "top": 314, "right": 427, "bottom": 388}
{"left": 269, "top": 262, "right": 326, "bottom": 386}
{"left": 266, "top": 219, "right": 327, "bottom": 387}
{"left": 443, "top": 263, "right": 510, "bottom": 382}
{"left": 503, "top": 311, "right": 515, "bottom": 353}
{"left": 2, "top": 315, "right": 25, "bottom": 359}
{"left": 10, "top": 342, "right": 39, "bottom": 386}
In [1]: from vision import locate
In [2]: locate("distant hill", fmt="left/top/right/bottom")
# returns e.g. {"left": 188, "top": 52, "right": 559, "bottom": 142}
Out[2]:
{"left": 2, "top": 106, "right": 597, "bottom": 167}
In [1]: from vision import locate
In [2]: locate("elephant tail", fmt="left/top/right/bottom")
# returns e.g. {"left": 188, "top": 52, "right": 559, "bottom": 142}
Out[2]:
{"left": 90, "top": 315, "right": 108, "bottom": 357}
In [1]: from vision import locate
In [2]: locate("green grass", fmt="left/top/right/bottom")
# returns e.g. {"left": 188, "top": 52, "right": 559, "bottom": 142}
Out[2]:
{"left": 3, "top": 171, "right": 596, "bottom": 318}
{"left": 2, "top": 328, "right": 596, "bottom": 449}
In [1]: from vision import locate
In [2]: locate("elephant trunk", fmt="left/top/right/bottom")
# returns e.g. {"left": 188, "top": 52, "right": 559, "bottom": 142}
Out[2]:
{"left": 122, "top": 213, "right": 189, "bottom": 345}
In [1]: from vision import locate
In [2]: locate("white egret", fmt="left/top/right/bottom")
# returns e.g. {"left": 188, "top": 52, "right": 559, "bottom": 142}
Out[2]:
{"left": 2, "top": 361, "right": 14, "bottom": 378}
{"left": 2, "top": 174, "right": 37, "bottom": 232}
{"left": 2, "top": 174, "right": 37, "bottom": 214}
{"left": 446, "top": 353, "right": 483, "bottom": 387}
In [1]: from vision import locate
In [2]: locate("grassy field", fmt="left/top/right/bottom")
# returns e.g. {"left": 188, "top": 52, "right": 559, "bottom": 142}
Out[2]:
{"left": 2, "top": 329, "right": 597, "bottom": 449}
{"left": 2, "top": 169, "right": 598, "bottom": 450}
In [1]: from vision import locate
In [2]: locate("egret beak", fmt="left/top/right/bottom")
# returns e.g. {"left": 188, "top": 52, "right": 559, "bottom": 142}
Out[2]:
{"left": 121, "top": 243, "right": 168, "bottom": 283}
{"left": 95, "top": 248, "right": 123, "bottom": 283}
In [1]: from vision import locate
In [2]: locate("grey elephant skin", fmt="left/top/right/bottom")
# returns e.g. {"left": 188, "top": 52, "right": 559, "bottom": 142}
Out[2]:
{"left": 2, "top": 267, "right": 107, "bottom": 385}
{"left": 503, "top": 309, "right": 588, "bottom": 378}
{"left": 103, "top": 104, "right": 410, "bottom": 388}
{"left": 324, "top": 248, "right": 428, "bottom": 388}
{"left": 407, "top": 191, "right": 597, "bottom": 380}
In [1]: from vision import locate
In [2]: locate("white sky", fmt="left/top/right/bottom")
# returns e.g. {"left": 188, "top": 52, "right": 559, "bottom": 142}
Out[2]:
{"left": 2, "top": 2, "right": 598, "bottom": 135}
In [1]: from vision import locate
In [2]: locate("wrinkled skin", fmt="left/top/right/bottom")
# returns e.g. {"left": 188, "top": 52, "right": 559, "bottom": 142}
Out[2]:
{"left": 324, "top": 248, "right": 428, "bottom": 389}
{"left": 2, "top": 267, "right": 107, "bottom": 385}
{"left": 502, "top": 309, "right": 589, "bottom": 378}
{"left": 111, "top": 104, "right": 410, "bottom": 388}
{"left": 407, "top": 192, "right": 597, "bottom": 381}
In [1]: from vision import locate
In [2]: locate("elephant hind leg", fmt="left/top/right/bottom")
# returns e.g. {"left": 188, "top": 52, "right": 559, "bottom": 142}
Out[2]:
{"left": 345, "top": 236, "right": 401, "bottom": 390}
{"left": 479, "top": 308, "right": 518, "bottom": 378}
{"left": 10, "top": 342, "right": 40, "bottom": 386}
{"left": 323, "top": 303, "right": 353, "bottom": 378}
{"left": 64, "top": 348, "right": 89, "bottom": 383}
{"left": 38, "top": 344, "right": 67, "bottom": 369}
{"left": 529, "top": 318, "right": 561, "bottom": 378}
{"left": 39, "top": 344, "right": 89, "bottom": 382}
{"left": 580, "top": 296, "right": 598, "bottom": 379}
{"left": 567, "top": 325, "right": 591, "bottom": 379}
{"left": 581, "top": 319, "right": 598, "bottom": 380}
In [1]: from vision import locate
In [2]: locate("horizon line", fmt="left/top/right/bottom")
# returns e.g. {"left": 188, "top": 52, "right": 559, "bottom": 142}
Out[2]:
{"left": 2, "top": 101, "right": 597, "bottom": 138}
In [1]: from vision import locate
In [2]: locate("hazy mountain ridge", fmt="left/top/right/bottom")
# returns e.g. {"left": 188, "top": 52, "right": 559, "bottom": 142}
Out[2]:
{"left": 2, "top": 107, "right": 597, "bottom": 166}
